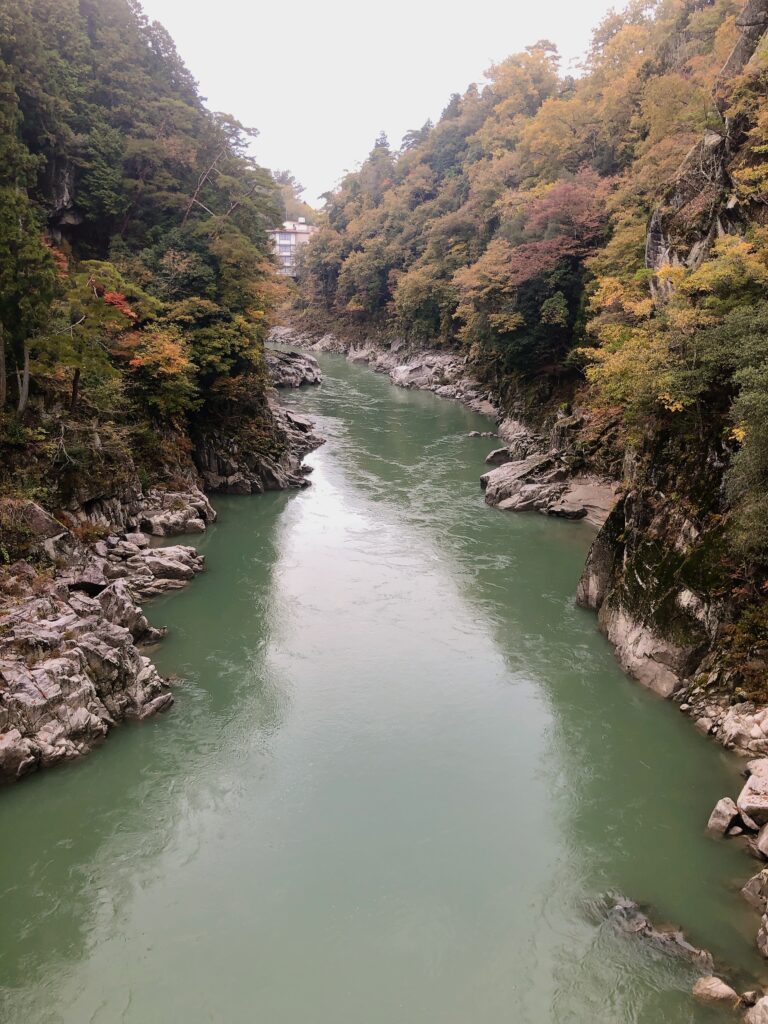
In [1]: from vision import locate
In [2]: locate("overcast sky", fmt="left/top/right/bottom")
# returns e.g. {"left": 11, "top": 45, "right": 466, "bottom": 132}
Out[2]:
{"left": 140, "top": 0, "right": 622, "bottom": 203}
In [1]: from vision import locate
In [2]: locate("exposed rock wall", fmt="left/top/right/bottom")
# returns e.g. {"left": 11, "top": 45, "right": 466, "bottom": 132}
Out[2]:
{"left": 0, "top": 399, "right": 323, "bottom": 785}
{"left": 194, "top": 400, "right": 322, "bottom": 495}
{"left": 265, "top": 348, "right": 323, "bottom": 388}
{"left": 0, "top": 505, "right": 206, "bottom": 783}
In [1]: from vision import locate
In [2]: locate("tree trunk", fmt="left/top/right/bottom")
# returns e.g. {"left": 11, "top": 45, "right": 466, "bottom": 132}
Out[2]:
{"left": 70, "top": 366, "right": 80, "bottom": 414}
{"left": 0, "top": 325, "right": 6, "bottom": 409}
{"left": 17, "top": 343, "right": 30, "bottom": 415}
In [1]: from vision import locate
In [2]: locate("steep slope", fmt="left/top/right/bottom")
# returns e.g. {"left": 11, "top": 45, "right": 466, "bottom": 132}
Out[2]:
{"left": 0, "top": 0, "right": 321, "bottom": 781}
{"left": 295, "top": 0, "right": 768, "bottom": 729}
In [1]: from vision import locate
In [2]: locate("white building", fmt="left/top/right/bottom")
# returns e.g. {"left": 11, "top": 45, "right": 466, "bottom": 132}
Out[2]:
{"left": 268, "top": 218, "right": 318, "bottom": 277}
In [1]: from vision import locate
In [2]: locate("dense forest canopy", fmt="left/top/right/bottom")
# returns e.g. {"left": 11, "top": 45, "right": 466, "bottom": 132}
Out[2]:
{"left": 0, "top": 0, "right": 295, "bottom": 510}
{"left": 298, "top": 0, "right": 768, "bottom": 557}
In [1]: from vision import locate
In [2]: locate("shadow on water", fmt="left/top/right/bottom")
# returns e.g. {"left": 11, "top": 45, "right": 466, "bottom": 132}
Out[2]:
{"left": 0, "top": 351, "right": 762, "bottom": 1023}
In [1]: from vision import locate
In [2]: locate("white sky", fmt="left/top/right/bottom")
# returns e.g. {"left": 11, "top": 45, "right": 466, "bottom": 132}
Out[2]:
{"left": 140, "top": 0, "right": 622, "bottom": 203}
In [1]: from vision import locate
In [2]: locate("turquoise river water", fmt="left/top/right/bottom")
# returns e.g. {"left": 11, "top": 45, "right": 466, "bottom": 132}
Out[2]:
{"left": 0, "top": 353, "right": 764, "bottom": 1023}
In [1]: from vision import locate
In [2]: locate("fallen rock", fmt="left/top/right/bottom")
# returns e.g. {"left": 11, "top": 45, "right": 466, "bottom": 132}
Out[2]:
{"left": 758, "top": 915, "right": 768, "bottom": 959}
{"left": 485, "top": 447, "right": 513, "bottom": 466}
{"left": 742, "top": 869, "right": 768, "bottom": 911}
{"left": 691, "top": 976, "right": 739, "bottom": 1007}
{"left": 739, "top": 772, "right": 768, "bottom": 827}
{"left": 139, "top": 487, "right": 216, "bottom": 537}
{"left": 706, "top": 797, "right": 740, "bottom": 835}
{"left": 265, "top": 349, "right": 323, "bottom": 388}
{"left": 747, "top": 996, "right": 768, "bottom": 1023}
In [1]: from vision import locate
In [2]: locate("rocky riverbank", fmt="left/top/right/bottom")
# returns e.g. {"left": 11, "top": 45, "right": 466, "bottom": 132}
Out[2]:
{"left": 0, "top": 392, "right": 323, "bottom": 785}
{"left": 266, "top": 348, "right": 323, "bottom": 388}
{"left": 270, "top": 326, "right": 500, "bottom": 418}
{"left": 0, "top": 492, "right": 209, "bottom": 783}
{"left": 480, "top": 416, "right": 620, "bottom": 529}
{"left": 699, "top": 759, "right": 768, "bottom": 1018}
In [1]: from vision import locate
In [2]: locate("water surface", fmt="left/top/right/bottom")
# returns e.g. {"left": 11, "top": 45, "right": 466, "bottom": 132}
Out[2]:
{"left": 0, "top": 354, "right": 762, "bottom": 1022}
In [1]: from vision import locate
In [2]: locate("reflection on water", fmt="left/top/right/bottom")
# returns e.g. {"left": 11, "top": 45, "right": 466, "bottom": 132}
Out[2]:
{"left": 0, "top": 354, "right": 761, "bottom": 1023}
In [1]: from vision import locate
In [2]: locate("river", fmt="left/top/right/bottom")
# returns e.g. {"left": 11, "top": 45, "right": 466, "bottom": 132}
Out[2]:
{"left": 0, "top": 353, "right": 763, "bottom": 1022}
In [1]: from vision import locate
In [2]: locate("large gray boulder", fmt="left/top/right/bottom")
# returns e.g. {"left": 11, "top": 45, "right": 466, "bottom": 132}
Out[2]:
{"left": 139, "top": 487, "right": 216, "bottom": 537}
{"left": 706, "top": 796, "right": 740, "bottom": 835}
{"left": 266, "top": 349, "right": 323, "bottom": 387}
{"left": 747, "top": 996, "right": 768, "bottom": 1024}
{"left": 743, "top": 869, "right": 768, "bottom": 911}
{"left": 691, "top": 976, "right": 738, "bottom": 1007}
{"left": 739, "top": 770, "right": 768, "bottom": 826}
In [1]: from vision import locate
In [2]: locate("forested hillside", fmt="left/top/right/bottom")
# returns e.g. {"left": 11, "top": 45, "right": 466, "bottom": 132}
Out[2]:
{"left": 0, "top": 0, "right": 291, "bottom": 550}
{"left": 297, "top": 0, "right": 768, "bottom": 698}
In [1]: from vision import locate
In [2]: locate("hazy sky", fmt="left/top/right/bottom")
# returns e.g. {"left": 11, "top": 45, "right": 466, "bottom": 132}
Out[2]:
{"left": 140, "top": 0, "right": 621, "bottom": 203}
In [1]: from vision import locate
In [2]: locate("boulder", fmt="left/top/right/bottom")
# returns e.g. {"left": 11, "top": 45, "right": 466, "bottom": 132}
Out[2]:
{"left": 141, "top": 554, "right": 196, "bottom": 582}
{"left": 742, "top": 869, "right": 768, "bottom": 911}
{"left": 0, "top": 729, "right": 38, "bottom": 781}
{"left": 485, "top": 447, "right": 512, "bottom": 466}
{"left": 706, "top": 797, "right": 740, "bottom": 835}
{"left": 265, "top": 349, "right": 323, "bottom": 387}
{"left": 739, "top": 772, "right": 768, "bottom": 826}
{"left": 691, "top": 976, "right": 739, "bottom": 1007}
{"left": 759, "top": 915, "right": 768, "bottom": 959}
{"left": 747, "top": 997, "right": 768, "bottom": 1024}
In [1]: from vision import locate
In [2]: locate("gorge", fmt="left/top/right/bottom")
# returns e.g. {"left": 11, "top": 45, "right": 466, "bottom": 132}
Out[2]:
{"left": 4, "top": 0, "right": 768, "bottom": 1019}
{"left": 0, "top": 351, "right": 763, "bottom": 1024}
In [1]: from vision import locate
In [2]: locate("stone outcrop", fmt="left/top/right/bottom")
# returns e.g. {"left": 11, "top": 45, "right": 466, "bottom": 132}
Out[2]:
{"left": 577, "top": 483, "right": 768, "bottom": 754}
{"left": 138, "top": 487, "right": 216, "bottom": 536}
{"left": 691, "top": 976, "right": 739, "bottom": 1008}
{"left": 0, "top": 572, "right": 176, "bottom": 783}
{"left": 0, "top": 481, "right": 217, "bottom": 785}
{"left": 265, "top": 348, "right": 323, "bottom": 388}
{"left": 195, "top": 399, "right": 323, "bottom": 496}
{"left": 0, "top": 397, "right": 322, "bottom": 785}
{"left": 480, "top": 422, "right": 620, "bottom": 529}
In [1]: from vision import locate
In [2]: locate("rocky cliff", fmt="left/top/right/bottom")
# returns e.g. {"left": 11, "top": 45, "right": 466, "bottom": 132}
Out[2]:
{"left": 0, "top": 381, "right": 323, "bottom": 784}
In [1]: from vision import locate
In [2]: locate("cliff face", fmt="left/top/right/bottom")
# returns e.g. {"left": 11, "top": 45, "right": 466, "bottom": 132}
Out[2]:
{"left": 572, "top": 2, "right": 768, "bottom": 735}
{"left": 0, "top": 393, "right": 323, "bottom": 785}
